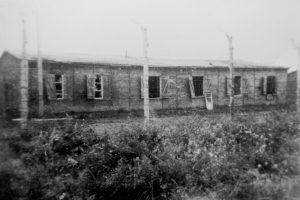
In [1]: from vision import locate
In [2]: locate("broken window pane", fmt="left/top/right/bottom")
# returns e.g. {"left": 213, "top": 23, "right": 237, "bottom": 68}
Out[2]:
{"left": 95, "top": 75, "right": 101, "bottom": 83}
{"left": 94, "top": 75, "right": 103, "bottom": 99}
{"left": 54, "top": 74, "right": 64, "bottom": 99}
{"left": 55, "top": 83, "right": 62, "bottom": 91}
{"left": 55, "top": 75, "right": 62, "bottom": 82}
{"left": 95, "top": 91, "right": 102, "bottom": 98}
{"left": 95, "top": 83, "right": 101, "bottom": 90}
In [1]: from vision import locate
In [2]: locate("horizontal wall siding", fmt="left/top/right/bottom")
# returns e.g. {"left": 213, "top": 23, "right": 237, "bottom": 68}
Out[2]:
{"left": 26, "top": 61, "right": 288, "bottom": 116}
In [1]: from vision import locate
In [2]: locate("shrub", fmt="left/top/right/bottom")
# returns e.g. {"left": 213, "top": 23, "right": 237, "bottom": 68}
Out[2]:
{"left": 0, "top": 141, "right": 29, "bottom": 200}
{"left": 1, "top": 111, "right": 299, "bottom": 200}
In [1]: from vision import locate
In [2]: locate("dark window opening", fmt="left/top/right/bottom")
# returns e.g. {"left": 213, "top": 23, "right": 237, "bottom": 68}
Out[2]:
{"left": 149, "top": 76, "right": 160, "bottom": 98}
{"left": 55, "top": 84, "right": 62, "bottom": 91}
{"left": 55, "top": 75, "right": 62, "bottom": 82}
{"left": 95, "top": 91, "right": 102, "bottom": 98}
{"left": 96, "top": 84, "right": 101, "bottom": 90}
{"left": 193, "top": 76, "right": 203, "bottom": 96}
{"left": 54, "top": 75, "right": 63, "bottom": 99}
{"left": 267, "top": 76, "right": 276, "bottom": 95}
{"left": 95, "top": 75, "right": 102, "bottom": 99}
{"left": 234, "top": 76, "right": 241, "bottom": 95}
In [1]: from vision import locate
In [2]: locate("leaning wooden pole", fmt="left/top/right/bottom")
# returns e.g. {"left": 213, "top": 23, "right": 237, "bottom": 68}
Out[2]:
{"left": 141, "top": 27, "right": 150, "bottom": 121}
{"left": 226, "top": 34, "right": 234, "bottom": 119}
{"left": 20, "top": 17, "right": 29, "bottom": 129}
{"left": 291, "top": 39, "right": 300, "bottom": 113}
{"left": 36, "top": 13, "right": 44, "bottom": 117}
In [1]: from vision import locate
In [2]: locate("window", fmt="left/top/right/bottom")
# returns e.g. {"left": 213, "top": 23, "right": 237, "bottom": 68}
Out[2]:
{"left": 45, "top": 74, "right": 66, "bottom": 100}
{"left": 259, "top": 76, "right": 276, "bottom": 96}
{"left": 54, "top": 75, "right": 63, "bottom": 99}
{"left": 141, "top": 76, "right": 176, "bottom": 99}
{"left": 94, "top": 75, "right": 103, "bottom": 99}
{"left": 149, "top": 76, "right": 160, "bottom": 98}
{"left": 87, "top": 74, "right": 111, "bottom": 100}
{"left": 266, "top": 76, "right": 276, "bottom": 95}
{"left": 87, "top": 74, "right": 104, "bottom": 99}
{"left": 234, "top": 76, "right": 242, "bottom": 95}
{"left": 192, "top": 76, "right": 204, "bottom": 97}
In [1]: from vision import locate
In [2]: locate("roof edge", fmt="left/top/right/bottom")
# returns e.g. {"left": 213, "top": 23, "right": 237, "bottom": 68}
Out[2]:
{"left": 3, "top": 50, "right": 290, "bottom": 70}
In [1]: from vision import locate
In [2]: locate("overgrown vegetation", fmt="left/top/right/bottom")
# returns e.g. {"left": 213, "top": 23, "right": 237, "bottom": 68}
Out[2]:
{"left": 0, "top": 111, "right": 300, "bottom": 200}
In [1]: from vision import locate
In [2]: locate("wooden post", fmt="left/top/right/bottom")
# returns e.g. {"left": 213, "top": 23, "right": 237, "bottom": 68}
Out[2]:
{"left": 292, "top": 39, "right": 300, "bottom": 113}
{"left": 37, "top": 13, "right": 44, "bottom": 117}
{"left": 141, "top": 27, "right": 150, "bottom": 121}
{"left": 226, "top": 34, "right": 234, "bottom": 119}
{"left": 132, "top": 20, "right": 150, "bottom": 121}
{"left": 20, "top": 17, "right": 29, "bottom": 129}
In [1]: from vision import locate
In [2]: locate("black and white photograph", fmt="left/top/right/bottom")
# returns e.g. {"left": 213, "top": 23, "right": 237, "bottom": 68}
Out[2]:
{"left": 0, "top": 0, "right": 300, "bottom": 199}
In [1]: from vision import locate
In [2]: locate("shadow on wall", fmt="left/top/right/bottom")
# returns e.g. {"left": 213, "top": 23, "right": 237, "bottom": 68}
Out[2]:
{"left": 36, "top": 104, "right": 291, "bottom": 120}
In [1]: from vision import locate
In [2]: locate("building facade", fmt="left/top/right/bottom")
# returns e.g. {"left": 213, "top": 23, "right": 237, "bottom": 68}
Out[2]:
{"left": 287, "top": 71, "right": 297, "bottom": 106}
{"left": 0, "top": 51, "right": 288, "bottom": 119}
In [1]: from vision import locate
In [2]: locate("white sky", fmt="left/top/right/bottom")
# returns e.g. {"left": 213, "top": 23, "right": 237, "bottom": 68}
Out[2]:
{"left": 0, "top": 0, "right": 299, "bottom": 70}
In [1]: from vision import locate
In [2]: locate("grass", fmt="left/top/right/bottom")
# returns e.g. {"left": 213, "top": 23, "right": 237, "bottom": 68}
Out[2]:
{"left": 0, "top": 110, "right": 299, "bottom": 200}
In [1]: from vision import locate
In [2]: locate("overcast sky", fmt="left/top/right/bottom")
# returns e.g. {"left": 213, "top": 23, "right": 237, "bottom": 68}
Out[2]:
{"left": 0, "top": 0, "right": 299, "bottom": 70}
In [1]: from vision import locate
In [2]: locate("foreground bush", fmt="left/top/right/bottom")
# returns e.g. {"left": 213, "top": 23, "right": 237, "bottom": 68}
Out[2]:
{"left": 1, "top": 111, "right": 300, "bottom": 199}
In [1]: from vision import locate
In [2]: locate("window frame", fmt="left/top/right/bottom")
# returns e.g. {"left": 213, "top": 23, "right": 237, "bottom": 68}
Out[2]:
{"left": 54, "top": 74, "right": 64, "bottom": 100}
{"left": 148, "top": 76, "right": 161, "bottom": 99}
{"left": 266, "top": 76, "right": 276, "bottom": 95}
{"left": 233, "top": 76, "right": 242, "bottom": 96}
{"left": 192, "top": 76, "right": 204, "bottom": 97}
{"left": 94, "top": 74, "right": 104, "bottom": 100}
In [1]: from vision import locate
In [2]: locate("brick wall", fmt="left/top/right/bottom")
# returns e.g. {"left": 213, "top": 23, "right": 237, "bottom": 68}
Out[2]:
{"left": 287, "top": 71, "right": 297, "bottom": 105}
{"left": 0, "top": 52, "right": 21, "bottom": 119}
{"left": 26, "top": 61, "right": 288, "bottom": 116}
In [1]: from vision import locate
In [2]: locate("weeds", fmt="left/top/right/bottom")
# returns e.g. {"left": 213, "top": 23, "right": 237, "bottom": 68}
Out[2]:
{"left": 0, "top": 111, "right": 299, "bottom": 200}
